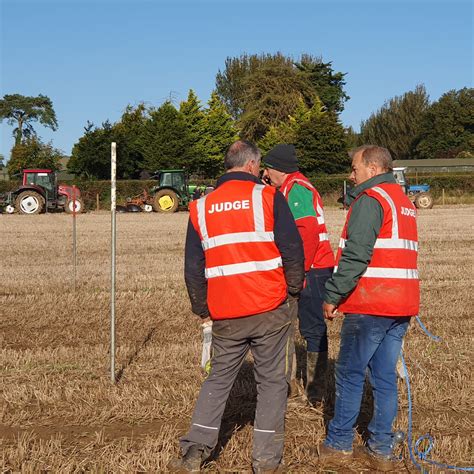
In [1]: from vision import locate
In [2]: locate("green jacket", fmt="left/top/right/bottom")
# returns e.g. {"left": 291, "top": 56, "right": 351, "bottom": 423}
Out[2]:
{"left": 324, "top": 172, "right": 397, "bottom": 306}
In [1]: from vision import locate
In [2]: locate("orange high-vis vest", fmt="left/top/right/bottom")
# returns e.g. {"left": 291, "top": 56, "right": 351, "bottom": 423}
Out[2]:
{"left": 189, "top": 180, "right": 288, "bottom": 320}
{"left": 336, "top": 183, "right": 419, "bottom": 317}
{"left": 280, "top": 172, "right": 335, "bottom": 269}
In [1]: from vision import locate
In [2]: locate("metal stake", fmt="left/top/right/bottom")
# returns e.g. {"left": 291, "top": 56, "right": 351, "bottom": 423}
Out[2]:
{"left": 111, "top": 142, "right": 117, "bottom": 384}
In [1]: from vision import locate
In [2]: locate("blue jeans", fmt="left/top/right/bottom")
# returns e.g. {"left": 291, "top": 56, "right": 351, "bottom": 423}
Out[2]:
{"left": 298, "top": 267, "right": 333, "bottom": 352}
{"left": 325, "top": 313, "right": 410, "bottom": 455}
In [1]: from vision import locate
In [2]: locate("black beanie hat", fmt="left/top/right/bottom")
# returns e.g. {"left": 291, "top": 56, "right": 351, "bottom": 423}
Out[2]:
{"left": 263, "top": 144, "right": 299, "bottom": 173}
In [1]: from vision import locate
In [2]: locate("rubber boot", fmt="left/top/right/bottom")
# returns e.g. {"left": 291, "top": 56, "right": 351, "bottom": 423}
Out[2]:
{"left": 306, "top": 351, "right": 328, "bottom": 404}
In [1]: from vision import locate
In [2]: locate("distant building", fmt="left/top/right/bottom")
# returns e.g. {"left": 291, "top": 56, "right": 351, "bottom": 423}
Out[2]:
{"left": 393, "top": 158, "right": 474, "bottom": 174}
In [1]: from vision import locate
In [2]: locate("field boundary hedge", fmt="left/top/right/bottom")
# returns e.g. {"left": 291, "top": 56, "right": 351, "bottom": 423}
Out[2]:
{"left": 1, "top": 174, "right": 473, "bottom": 209}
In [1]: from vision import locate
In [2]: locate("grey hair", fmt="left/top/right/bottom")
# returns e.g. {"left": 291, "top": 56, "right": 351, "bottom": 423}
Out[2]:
{"left": 224, "top": 140, "right": 261, "bottom": 170}
{"left": 349, "top": 145, "right": 393, "bottom": 172}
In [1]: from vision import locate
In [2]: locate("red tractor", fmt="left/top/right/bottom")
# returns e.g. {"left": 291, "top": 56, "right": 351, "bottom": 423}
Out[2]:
{"left": 2, "top": 169, "right": 84, "bottom": 215}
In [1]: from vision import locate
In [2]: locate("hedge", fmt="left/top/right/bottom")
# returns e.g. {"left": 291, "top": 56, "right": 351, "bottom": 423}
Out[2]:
{"left": 1, "top": 174, "right": 473, "bottom": 209}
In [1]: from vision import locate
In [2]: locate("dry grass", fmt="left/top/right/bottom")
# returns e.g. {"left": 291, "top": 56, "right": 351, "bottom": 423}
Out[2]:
{"left": 1, "top": 206, "right": 473, "bottom": 472}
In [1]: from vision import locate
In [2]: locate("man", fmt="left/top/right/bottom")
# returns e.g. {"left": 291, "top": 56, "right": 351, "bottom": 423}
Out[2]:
{"left": 262, "top": 144, "right": 334, "bottom": 403}
{"left": 171, "top": 140, "right": 305, "bottom": 473}
{"left": 319, "top": 145, "right": 419, "bottom": 471}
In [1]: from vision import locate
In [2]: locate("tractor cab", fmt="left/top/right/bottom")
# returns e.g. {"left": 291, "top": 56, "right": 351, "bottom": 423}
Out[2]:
{"left": 392, "top": 167, "right": 408, "bottom": 194}
{"left": 23, "top": 169, "right": 58, "bottom": 199}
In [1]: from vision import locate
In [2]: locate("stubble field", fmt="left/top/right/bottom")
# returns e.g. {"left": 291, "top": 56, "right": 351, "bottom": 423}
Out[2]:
{"left": 1, "top": 206, "right": 473, "bottom": 472}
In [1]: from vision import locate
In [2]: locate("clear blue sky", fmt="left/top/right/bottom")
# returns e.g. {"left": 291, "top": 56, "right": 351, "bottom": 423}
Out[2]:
{"left": 1, "top": 0, "right": 472, "bottom": 162}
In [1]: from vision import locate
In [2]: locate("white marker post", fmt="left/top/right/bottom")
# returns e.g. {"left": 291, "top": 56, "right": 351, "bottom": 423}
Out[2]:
{"left": 72, "top": 185, "right": 77, "bottom": 292}
{"left": 110, "top": 142, "right": 117, "bottom": 383}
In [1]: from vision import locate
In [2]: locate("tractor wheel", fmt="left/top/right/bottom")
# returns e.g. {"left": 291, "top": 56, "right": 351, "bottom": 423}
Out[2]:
{"left": 65, "top": 197, "right": 85, "bottom": 214}
{"left": 153, "top": 189, "right": 179, "bottom": 213}
{"left": 15, "top": 191, "right": 45, "bottom": 215}
{"left": 414, "top": 192, "right": 434, "bottom": 209}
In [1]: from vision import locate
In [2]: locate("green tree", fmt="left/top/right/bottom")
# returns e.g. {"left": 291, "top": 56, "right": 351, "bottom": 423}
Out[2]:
{"left": 296, "top": 109, "right": 349, "bottom": 174}
{"left": 138, "top": 101, "right": 195, "bottom": 172}
{"left": 7, "top": 137, "right": 63, "bottom": 177}
{"left": 360, "top": 85, "right": 430, "bottom": 160}
{"left": 257, "top": 98, "right": 313, "bottom": 154}
{"left": 68, "top": 121, "right": 135, "bottom": 179}
{"left": 215, "top": 53, "right": 348, "bottom": 142}
{"left": 238, "top": 61, "right": 313, "bottom": 141}
{"left": 0, "top": 153, "right": 4, "bottom": 168}
{"left": 294, "top": 54, "right": 349, "bottom": 113}
{"left": 200, "top": 92, "right": 239, "bottom": 176}
{"left": 415, "top": 88, "right": 474, "bottom": 159}
{"left": 0, "top": 94, "right": 58, "bottom": 145}
{"left": 179, "top": 90, "right": 207, "bottom": 170}
{"left": 114, "top": 103, "right": 148, "bottom": 177}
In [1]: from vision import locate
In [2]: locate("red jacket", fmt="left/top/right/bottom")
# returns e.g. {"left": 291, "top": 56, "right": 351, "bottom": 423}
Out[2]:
{"left": 189, "top": 179, "right": 288, "bottom": 319}
{"left": 336, "top": 183, "right": 419, "bottom": 317}
{"left": 280, "top": 172, "right": 335, "bottom": 271}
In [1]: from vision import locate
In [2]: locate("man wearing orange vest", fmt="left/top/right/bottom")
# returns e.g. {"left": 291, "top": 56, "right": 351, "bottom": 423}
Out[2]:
{"left": 318, "top": 145, "right": 419, "bottom": 471}
{"left": 262, "top": 144, "right": 335, "bottom": 403}
{"left": 171, "top": 141, "right": 305, "bottom": 473}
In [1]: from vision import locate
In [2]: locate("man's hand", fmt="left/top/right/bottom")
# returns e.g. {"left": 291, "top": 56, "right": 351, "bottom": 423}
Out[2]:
{"left": 323, "top": 302, "right": 340, "bottom": 321}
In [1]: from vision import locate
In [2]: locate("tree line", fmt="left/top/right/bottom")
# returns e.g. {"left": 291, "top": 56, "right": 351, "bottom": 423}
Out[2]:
{"left": 1, "top": 53, "right": 473, "bottom": 179}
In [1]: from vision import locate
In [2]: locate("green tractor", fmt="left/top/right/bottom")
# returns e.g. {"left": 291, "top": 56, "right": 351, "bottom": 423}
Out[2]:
{"left": 149, "top": 169, "right": 213, "bottom": 213}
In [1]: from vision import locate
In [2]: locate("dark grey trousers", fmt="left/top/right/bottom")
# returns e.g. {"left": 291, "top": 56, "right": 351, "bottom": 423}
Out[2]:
{"left": 180, "top": 302, "right": 292, "bottom": 470}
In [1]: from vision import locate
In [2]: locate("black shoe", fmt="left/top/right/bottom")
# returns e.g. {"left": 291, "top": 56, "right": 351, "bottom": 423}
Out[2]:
{"left": 168, "top": 445, "right": 204, "bottom": 473}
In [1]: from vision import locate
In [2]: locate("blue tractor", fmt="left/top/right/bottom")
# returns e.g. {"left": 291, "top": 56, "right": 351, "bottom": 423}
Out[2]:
{"left": 393, "top": 167, "right": 434, "bottom": 209}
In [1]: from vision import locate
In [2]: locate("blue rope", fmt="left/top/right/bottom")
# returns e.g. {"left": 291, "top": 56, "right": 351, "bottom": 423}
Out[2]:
{"left": 414, "top": 315, "right": 442, "bottom": 342}
{"left": 400, "top": 317, "right": 474, "bottom": 472}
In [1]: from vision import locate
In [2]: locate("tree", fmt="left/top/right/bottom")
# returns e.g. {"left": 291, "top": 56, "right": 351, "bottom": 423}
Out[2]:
{"left": 0, "top": 94, "right": 58, "bottom": 145}
{"left": 238, "top": 61, "right": 313, "bottom": 141}
{"left": 0, "top": 153, "right": 4, "bottom": 168}
{"left": 200, "top": 92, "right": 239, "bottom": 176}
{"left": 138, "top": 101, "right": 195, "bottom": 172}
{"left": 179, "top": 90, "right": 208, "bottom": 170}
{"left": 360, "top": 85, "right": 430, "bottom": 160}
{"left": 294, "top": 54, "right": 349, "bottom": 113}
{"left": 415, "top": 88, "right": 474, "bottom": 159}
{"left": 68, "top": 120, "right": 137, "bottom": 179}
{"left": 295, "top": 109, "right": 349, "bottom": 174}
{"left": 257, "top": 98, "right": 313, "bottom": 154}
{"left": 215, "top": 53, "right": 349, "bottom": 142}
{"left": 7, "top": 137, "right": 63, "bottom": 177}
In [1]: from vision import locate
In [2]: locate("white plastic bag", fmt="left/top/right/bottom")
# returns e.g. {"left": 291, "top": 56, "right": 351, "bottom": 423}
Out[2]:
{"left": 201, "top": 321, "right": 213, "bottom": 372}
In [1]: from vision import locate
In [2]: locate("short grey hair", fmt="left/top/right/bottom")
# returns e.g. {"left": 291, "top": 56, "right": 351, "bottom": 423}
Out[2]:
{"left": 224, "top": 140, "right": 261, "bottom": 170}
{"left": 349, "top": 145, "right": 393, "bottom": 172}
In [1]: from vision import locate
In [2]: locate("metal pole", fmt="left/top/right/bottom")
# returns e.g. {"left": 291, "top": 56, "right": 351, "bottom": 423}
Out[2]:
{"left": 110, "top": 142, "right": 117, "bottom": 384}
{"left": 72, "top": 185, "right": 77, "bottom": 292}
{"left": 442, "top": 188, "right": 445, "bottom": 206}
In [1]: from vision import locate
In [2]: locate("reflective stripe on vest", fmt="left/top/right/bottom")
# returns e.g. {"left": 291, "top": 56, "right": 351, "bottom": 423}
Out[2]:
{"left": 197, "top": 186, "right": 275, "bottom": 251}
{"left": 338, "top": 237, "right": 418, "bottom": 251}
{"left": 205, "top": 256, "right": 283, "bottom": 279}
{"left": 334, "top": 265, "right": 419, "bottom": 279}
{"left": 319, "top": 233, "right": 329, "bottom": 241}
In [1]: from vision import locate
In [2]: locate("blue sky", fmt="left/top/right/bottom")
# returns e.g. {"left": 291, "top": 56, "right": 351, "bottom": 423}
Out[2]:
{"left": 1, "top": 0, "right": 472, "bottom": 161}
